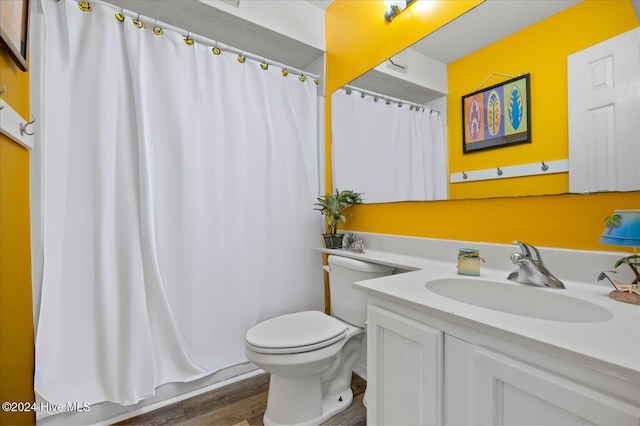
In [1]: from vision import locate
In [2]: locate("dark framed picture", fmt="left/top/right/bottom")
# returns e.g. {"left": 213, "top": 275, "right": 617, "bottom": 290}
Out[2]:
{"left": 462, "top": 73, "right": 531, "bottom": 153}
{"left": 0, "top": 0, "right": 29, "bottom": 71}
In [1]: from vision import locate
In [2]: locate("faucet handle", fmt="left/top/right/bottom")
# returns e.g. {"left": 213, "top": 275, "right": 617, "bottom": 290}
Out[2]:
{"left": 512, "top": 241, "right": 542, "bottom": 262}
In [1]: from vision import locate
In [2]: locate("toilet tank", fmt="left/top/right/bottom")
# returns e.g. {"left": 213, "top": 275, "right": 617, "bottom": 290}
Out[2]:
{"left": 327, "top": 255, "right": 395, "bottom": 327}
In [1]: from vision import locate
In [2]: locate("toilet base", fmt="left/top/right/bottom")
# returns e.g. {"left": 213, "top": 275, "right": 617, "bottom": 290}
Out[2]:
{"left": 263, "top": 387, "right": 353, "bottom": 426}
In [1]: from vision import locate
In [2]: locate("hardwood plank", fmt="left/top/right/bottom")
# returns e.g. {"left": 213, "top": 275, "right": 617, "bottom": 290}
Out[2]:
{"left": 182, "top": 391, "right": 268, "bottom": 425}
{"left": 181, "top": 373, "right": 270, "bottom": 419}
{"left": 350, "top": 374, "right": 367, "bottom": 397}
{"left": 114, "top": 372, "right": 366, "bottom": 426}
{"left": 244, "top": 412, "right": 265, "bottom": 426}
{"left": 115, "top": 402, "right": 187, "bottom": 425}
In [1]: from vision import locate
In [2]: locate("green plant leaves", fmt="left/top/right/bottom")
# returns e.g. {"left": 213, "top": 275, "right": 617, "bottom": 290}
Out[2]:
{"left": 314, "top": 189, "right": 363, "bottom": 234}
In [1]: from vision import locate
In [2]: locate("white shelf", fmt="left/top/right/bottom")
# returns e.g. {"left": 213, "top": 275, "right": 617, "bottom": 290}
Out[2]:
{"left": 450, "top": 159, "right": 568, "bottom": 183}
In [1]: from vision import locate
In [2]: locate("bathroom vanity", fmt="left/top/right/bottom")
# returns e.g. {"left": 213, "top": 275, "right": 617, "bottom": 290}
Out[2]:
{"left": 318, "top": 234, "right": 640, "bottom": 425}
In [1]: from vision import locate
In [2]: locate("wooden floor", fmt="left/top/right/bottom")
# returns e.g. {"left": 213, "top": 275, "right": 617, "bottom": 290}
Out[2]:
{"left": 115, "top": 373, "right": 366, "bottom": 426}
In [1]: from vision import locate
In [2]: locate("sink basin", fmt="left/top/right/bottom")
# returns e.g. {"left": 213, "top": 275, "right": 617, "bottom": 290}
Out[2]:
{"left": 426, "top": 278, "right": 612, "bottom": 323}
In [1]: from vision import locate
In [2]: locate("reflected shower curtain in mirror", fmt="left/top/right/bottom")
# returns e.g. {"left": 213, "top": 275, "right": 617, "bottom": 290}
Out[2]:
{"left": 35, "top": 0, "right": 321, "bottom": 405}
{"left": 331, "top": 90, "right": 447, "bottom": 203}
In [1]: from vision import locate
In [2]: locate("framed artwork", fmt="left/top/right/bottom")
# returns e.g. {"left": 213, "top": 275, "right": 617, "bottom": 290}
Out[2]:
{"left": 0, "top": 0, "right": 29, "bottom": 71}
{"left": 462, "top": 73, "right": 531, "bottom": 153}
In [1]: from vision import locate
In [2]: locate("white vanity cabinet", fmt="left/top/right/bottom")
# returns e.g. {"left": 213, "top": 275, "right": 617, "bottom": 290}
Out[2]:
{"left": 367, "top": 297, "right": 640, "bottom": 425}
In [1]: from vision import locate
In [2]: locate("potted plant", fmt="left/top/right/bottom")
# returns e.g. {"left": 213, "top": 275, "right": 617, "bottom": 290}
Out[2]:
{"left": 315, "top": 189, "right": 363, "bottom": 249}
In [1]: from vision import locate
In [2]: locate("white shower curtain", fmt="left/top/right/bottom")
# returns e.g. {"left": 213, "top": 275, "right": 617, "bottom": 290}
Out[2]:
{"left": 36, "top": 0, "right": 321, "bottom": 405}
{"left": 331, "top": 90, "right": 447, "bottom": 203}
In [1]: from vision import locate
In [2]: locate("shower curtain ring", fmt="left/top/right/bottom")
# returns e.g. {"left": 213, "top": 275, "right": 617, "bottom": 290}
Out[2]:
{"left": 133, "top": 15, "right": 144, "bottom": 28}
{"left": 78, "top": 1, "right": 92, "bottom": 12}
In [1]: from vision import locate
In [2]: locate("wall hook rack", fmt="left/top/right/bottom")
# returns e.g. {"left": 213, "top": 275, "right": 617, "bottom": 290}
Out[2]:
{"left": 0, "top": 99, "right": 34, "bottom": 149}
{"left": 19, "top": 115, "right": 35, "bottom": 136}
{"left": 450, "top": 159, "right": 569, "bottom": 183}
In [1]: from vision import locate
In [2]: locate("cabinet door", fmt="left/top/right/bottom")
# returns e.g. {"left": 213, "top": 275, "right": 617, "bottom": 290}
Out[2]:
{"left": 474, "top": 347, "right": 640, "bottom": 425}
{"left": 367, "top": 305, "right": 443, "bottom": 425}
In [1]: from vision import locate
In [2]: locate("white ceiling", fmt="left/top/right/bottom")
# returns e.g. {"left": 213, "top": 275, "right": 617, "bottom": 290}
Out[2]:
{"left": 100, "top": 0, "right": 592, "bottom": 67}
{"left": 101, "top": 0, "right": 325, "bottom": 71}
{"left": 101, "top": 0, "right": 639, "bottom": 102}
{"left": 410, "top": 0, "right": 582, "bottom": 64}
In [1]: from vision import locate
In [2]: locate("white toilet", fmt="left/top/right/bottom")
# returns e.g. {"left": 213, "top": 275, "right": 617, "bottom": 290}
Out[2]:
{"left": 245, "top": 255, "right": 395, "bottom": 425}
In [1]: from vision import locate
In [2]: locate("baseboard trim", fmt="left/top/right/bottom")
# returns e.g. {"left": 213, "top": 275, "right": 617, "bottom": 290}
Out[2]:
{"left": 37, "top": 363, "right": 263, "bottom": 425}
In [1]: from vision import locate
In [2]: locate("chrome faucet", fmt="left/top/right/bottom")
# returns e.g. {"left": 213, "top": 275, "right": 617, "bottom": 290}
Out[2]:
{"left": 507, "top": 241, "right": 566, "bottom": 289}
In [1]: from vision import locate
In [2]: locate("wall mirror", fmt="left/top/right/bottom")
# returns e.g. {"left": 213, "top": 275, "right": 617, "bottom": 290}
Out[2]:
{"left": 331, "top": 0, "right": 640, "bottom": 202}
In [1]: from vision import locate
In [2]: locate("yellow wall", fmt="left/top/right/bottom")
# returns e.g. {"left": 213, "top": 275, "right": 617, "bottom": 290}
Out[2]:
{"left": 325, "top": 0, "right": 482, "bottom": 190}
{"left": 326, "top": 0, "right": 640, "bottom": 251}
{"left": 0, "top": 46, "right": 36, "bottom": 424}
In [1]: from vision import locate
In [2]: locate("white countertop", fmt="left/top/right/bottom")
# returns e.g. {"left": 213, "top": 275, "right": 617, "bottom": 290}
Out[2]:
{"left": 317, "top": 247, "right": 640, "bottom": 381}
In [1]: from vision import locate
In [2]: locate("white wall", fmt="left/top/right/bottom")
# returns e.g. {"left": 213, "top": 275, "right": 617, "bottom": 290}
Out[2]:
{"left": 199, "top": 0, "right": 326, "bottom": 51}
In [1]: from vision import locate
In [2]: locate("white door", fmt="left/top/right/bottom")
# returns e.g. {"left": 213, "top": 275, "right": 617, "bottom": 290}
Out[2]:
{"left": 367, "top": 305, "right": 443, "bottom": 425}
{"left": 568, "top": 27, "right": 640, "bottom": 193}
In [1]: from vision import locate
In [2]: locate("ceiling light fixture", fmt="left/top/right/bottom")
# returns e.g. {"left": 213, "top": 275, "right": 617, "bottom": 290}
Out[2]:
{"left": 384, "top": 0, "right": 417, "bottom": 22}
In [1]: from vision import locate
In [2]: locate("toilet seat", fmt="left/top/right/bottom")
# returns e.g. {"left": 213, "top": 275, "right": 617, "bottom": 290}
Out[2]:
{"left": 246, "top": 311, "right": 348, "bottom": 355}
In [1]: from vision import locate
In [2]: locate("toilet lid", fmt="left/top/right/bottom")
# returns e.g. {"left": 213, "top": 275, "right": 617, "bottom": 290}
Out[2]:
{"left": 246, "top": 311, "right": 347, "bottom": 354}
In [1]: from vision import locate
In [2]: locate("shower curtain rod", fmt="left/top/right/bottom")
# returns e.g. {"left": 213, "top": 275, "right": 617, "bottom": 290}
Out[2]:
{"left": 342, "top": 84, "right": 440, "bottom": 114}
{"left": 71, "top": 0, "right": 320, "bottom": 81}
